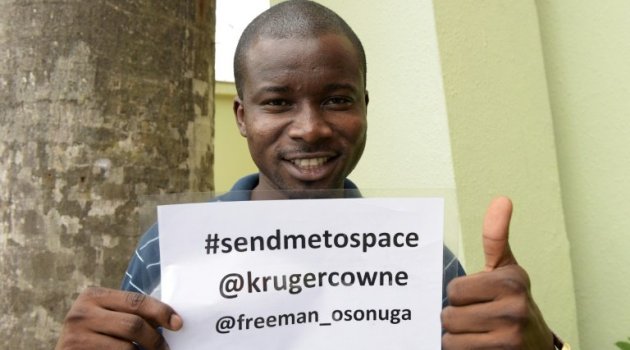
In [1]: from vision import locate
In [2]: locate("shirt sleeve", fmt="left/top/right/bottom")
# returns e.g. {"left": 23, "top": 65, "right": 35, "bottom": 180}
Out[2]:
{"left": 442, "top": 245, "right": 466, "bottom": 308}
{"left": 120, "top": 223, "right": 162, "bottom": 296}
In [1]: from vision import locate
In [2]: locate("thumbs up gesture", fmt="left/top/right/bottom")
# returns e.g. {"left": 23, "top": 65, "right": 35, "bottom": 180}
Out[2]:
{"left": 441, "top": 197, "right": 555, "bottom": 349}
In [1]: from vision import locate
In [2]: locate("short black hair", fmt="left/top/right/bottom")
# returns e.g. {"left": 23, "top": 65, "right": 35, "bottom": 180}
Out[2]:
{"left": 233, "top": 0, "right": 367, "bottom": 99}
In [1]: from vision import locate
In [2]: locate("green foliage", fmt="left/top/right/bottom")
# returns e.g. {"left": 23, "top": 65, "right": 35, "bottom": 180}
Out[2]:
{"left": 615, "top": 338, "right": 630, "bottom": 350}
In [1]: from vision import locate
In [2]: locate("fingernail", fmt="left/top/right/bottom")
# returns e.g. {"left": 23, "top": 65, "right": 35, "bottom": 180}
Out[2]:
{"left": 169, "top": 314, "right": 183, "bottom": 330}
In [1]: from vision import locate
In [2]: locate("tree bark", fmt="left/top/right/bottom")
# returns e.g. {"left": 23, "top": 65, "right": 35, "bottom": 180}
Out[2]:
{"left": 0, "top": 0, "right": 215, "bottom": 347}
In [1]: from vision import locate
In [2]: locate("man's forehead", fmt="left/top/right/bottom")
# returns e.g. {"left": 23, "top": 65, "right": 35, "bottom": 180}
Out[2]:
{"left": 242, "top": 35, "right": 363, "bottom": 86}
{"left": 247, "top": 32, "right": 354, "bottom": 54}
{"left": 243, "top": 34, "right": 361, "bottom": 73}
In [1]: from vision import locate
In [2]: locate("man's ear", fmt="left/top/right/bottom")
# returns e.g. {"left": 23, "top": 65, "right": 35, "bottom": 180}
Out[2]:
{"left": 233, "top": 96, "right": 247, "bottom": 137}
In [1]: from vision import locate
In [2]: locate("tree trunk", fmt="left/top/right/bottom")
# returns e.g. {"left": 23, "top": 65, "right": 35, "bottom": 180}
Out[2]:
{"left": 0, "top": 0, "right": 215, "bottom": 347}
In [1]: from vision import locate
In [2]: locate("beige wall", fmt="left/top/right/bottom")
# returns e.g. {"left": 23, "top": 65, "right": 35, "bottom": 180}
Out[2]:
{"left": 537, "top": 0, "right": 630, "bottom": 347}
{"left": 214, "top": 82, "right": 256, "bottom": 191}
{"left": 433, "top": 1, "right": 579, "bottom": 346}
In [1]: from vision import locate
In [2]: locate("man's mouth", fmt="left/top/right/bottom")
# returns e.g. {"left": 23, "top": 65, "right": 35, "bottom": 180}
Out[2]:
{"left": 290, "top": 157, "right": 329, "bottom": 169}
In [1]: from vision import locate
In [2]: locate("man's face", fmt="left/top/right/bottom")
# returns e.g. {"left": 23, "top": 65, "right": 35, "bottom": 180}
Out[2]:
{"left": 234, "top": 33, "right": 368, "bottom": 198}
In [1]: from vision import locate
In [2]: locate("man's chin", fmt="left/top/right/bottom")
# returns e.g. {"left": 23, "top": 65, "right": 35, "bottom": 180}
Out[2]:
{"left": 272, "top": 178, "right": 347, "bottom": 199}
{"left": 255, "top": 172, "right": 347, "bottom": 200}
{"left": 282, "top": 187, "right": 345, "bottom": 199}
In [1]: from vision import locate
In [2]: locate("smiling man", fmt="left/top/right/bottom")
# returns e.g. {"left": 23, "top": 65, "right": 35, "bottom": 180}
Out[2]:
{"left": 232, "top": 2, "right": 369, "bottom": 200}
{"left": 234, "top": 34, "right": 367, "bottom": 199}
{"left": 56, "top": 1, "right": 564, "bottom": 349}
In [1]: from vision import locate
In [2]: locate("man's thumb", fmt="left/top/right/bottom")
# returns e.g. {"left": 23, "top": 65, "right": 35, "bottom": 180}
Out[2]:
{"left": 483, "top": 196, "right": 517, "bottom": 271}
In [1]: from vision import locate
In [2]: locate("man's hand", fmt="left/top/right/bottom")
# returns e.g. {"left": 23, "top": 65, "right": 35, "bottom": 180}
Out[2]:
{"left": 441, "top": 197, "right": 554, "bottom": 349}
{"left": 56, "top": 287, "right": 183, "bottom": 350}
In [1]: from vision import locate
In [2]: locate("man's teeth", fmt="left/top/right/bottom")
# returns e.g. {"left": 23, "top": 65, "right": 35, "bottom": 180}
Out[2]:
{"left": 292, "top": 157, "right": 328, "bottom": 168}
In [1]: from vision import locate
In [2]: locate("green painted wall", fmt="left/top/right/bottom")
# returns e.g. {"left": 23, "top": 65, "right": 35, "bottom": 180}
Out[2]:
{"left": 433, "top": 1, "right": 579, "bottom": 347}
{"left": 214, "top": 82, "right": 256, "bottom": 191}
{"left": 537, "top": 1, "right": 630, "bottom": 347}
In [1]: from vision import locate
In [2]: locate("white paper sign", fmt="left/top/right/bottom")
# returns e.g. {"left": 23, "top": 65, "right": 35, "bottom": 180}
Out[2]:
{"left": 158, "top": 197, "right": 444, "bottom": 350}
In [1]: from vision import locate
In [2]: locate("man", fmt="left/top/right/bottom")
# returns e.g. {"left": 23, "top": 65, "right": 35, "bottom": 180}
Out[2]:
{"left": 56, "top": 1, "right": 563, "bottom": 349}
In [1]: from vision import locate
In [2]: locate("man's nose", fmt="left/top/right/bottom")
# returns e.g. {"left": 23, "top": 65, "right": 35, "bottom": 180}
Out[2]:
{"left": 287, "top": 104, "right": 333, "bottom": 143}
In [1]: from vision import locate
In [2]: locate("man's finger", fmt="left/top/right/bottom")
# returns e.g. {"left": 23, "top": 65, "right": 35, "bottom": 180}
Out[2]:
{"left": 80, "top": 307, "right": 167, "bottom": 350}
{"left": 483, "top": 196, "right": 517, "bottom": 271}
{"left": 442, "top": 298, "right": 520, "bottom": 334}
{"left": 57, "top": 331, "right": 135, "bottom": 350}
{"left": 80, "top": 287, "right": 183, "bottom": 331}
{"left": 442, "top": 330, "right": 516, "bottom": 350}
{"left": 446, "top": 264, "right": 528, "bottom": 306}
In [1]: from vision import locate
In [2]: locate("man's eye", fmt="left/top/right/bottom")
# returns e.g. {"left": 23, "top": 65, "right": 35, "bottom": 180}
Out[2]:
{"left": 265, "top": 99, "right": 289, "bottom": 106}
{"left": 324, "top": 96, "right": 352, "bottom": 106}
